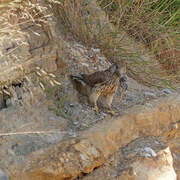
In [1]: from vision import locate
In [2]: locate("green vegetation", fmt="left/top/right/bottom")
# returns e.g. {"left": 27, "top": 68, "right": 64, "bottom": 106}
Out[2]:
{"left": 97, "top": 0, "right": 180, "bottom": 51}
{"left": 45, "top": 84, "right": 68, "bottom": 118}
{"left": 97, "top": 0, "right": 180, "bottom": 86}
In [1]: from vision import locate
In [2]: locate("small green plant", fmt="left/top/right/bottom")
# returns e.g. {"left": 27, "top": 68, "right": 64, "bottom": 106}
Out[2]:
{"left": 43, "top": 78, "right": 68, "bottom": 118}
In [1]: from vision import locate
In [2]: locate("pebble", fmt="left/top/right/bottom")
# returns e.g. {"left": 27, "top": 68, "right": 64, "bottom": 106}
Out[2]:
{"left": 81, "top": 62, "right": 89, "bottom": 67}
{"left": 91, "top": 48, "right": 100, "bottom": 53}
{"left": 69, "top": 103, "right": 74, "bottom": 107}
{"left": 73, "top": 121, "right": 79, "bottom": 125}
{"left": 144, "top": 147, "right": 156, "bottom": 157}
{"left": 162, "top": 89, "right": 172, "bottom": 94}
{"left": 144, "top": 92, "right": 156, "bottom": 98}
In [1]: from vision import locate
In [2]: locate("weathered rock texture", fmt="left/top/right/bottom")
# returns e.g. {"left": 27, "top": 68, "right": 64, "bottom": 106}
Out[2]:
{"left": 0, "top": 0, "right": 179, "bottom": 180}
{"left": 121, "top": 138, "right": 176, "bottom": 180}
{"left": 81, "top": 137, "right": 177, "bottom": 180}
{"left": 0, "top": 0, "right": 57, "bottom": 87}
{"left": 6, "top": 94, "right": 179, "bottom": 180}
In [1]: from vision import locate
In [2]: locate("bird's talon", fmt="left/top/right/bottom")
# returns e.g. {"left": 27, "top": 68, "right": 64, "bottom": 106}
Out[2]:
{"left": 93, "top": 106, "right": 99, "bottom": 113}
{"left": 107, "top": 109, "right": 116, "bottom": 116}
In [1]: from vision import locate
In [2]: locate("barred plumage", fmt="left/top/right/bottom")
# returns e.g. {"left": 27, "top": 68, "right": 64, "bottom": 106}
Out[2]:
{"left": 70, "top": 63, "right": 127, "bottom": 115}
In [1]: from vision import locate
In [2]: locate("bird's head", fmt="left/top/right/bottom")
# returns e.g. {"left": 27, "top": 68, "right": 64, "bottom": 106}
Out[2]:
{"left": 109, "top": 63, "right": 127, "bottom": 81}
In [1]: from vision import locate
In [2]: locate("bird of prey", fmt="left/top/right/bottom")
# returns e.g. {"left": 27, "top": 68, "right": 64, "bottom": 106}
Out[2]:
{"left": 70, "top": 63, "right": 128, "bottom": 115}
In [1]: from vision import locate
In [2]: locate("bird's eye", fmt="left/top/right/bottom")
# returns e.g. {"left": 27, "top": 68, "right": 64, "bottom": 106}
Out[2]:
{"left": 120, "top": 76, "right": 127, "bottom": 82}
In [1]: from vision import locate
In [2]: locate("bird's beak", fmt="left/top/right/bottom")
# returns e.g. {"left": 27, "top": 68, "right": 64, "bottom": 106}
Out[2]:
{"left": 119, "top": 75, "right": 127, "bottom": 82}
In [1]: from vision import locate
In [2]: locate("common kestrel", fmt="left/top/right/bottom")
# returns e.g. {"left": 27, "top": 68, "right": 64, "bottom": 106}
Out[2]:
{"left": 70, "top": 63, "right": 128, "bottom": 115}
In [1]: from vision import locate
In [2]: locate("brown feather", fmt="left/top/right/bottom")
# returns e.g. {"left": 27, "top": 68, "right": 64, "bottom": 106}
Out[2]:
{"left": 70, "top": 63, "right": 127, "bottom": 114}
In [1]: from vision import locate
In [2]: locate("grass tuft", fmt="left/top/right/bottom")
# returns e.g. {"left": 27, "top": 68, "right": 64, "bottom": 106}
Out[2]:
{"left": 52, "top": 0, "right": 180, "bottom": 89}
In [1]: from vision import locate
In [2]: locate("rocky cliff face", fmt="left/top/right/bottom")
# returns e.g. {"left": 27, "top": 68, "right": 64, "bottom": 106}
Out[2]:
{"left": 81, "top": 137, "right": 177, "bottom": 180}
{"left": 0, "top": 0, "right": 179, "bottom": 180}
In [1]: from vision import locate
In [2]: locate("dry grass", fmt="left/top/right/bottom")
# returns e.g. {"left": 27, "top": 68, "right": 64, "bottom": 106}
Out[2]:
{"left": 0, "top": 0, "right": 61, "bottom": 98}
{"left": 99, "top": 0, "right": 180, "bottom": 84}
{"left": 53, "top": 0, "right": 179, "bottom": 89}
{"left": 0, "top": 0, "right": 179, "bottom": 90}
{"left": 51, "top": 0, "right": 102, "bottom": 45}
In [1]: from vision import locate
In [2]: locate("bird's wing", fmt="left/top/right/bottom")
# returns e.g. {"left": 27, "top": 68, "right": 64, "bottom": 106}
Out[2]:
{"left": 82, "top": 71, "right": 108, "bottom": 87}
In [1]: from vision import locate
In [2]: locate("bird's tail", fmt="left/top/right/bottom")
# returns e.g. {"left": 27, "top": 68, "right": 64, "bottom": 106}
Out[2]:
{"left": 70, "top": 74, "right": 83, "bottom": 81}
{"left": 70, "top": 74, "right": 86, "bottom": 86}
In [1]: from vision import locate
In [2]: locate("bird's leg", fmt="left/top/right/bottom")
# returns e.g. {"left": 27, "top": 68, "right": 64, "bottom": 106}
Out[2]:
{"left": 107, "top": 107, "right": 116, "bottom": 116}
{"left": 119, "top": 91, "right": 125, "bottom": 101}
{"left": 93, "top": 105, "right": 99, "bottom": 113}
{"left": 103, "top": 94, "right": 116, "bottom": 115}
{"left": 89, "top": 91, "right": 100, "bottom": 113}
{"left": 119, "top": 81, "right": 128, "bottom": 101}
{"left": 119, "top": 90, "right": 127, "bottom": 101}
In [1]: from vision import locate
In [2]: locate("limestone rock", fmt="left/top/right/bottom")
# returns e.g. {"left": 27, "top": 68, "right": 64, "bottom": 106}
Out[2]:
{"left": 0, "top": 1, "right": 179, "bottom": 180}
{"left": 0, "top": 1, "right": 57, "bottom": 86}
{"left": 120, "top": 137, "right": 177, "bottom": 180}
{"left": 81, "top": 137, "right": 177, "bottom": 180}
{"left": 2, "top": 95, "right": 178, "bottom": 180}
